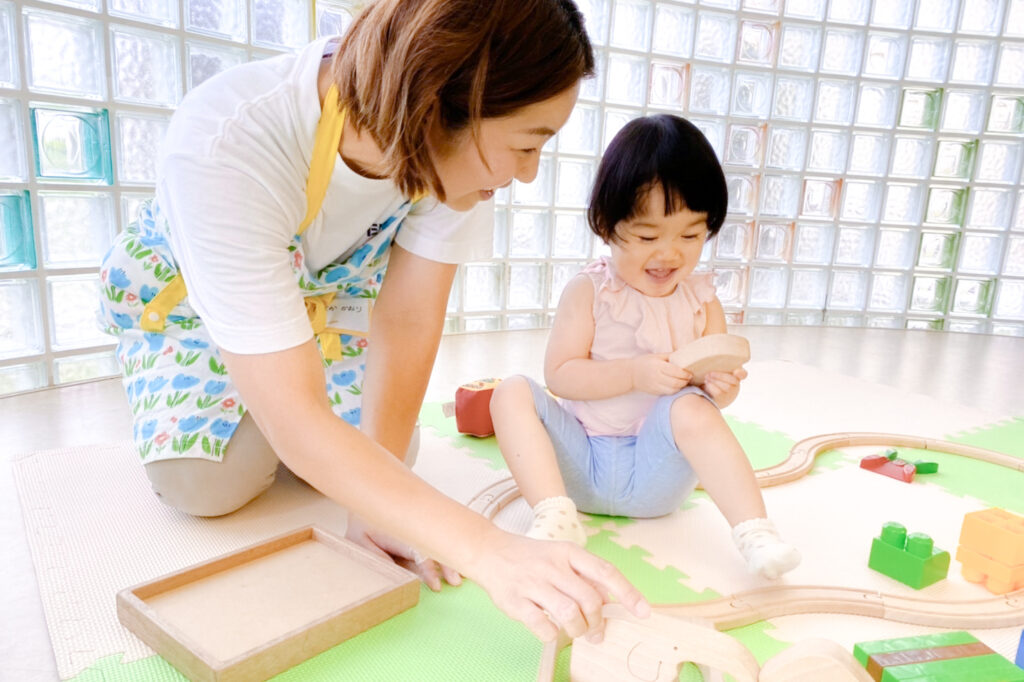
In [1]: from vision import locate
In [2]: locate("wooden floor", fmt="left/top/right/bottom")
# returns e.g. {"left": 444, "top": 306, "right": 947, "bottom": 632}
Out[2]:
{"left": 2, "top": 326, "right": 1022, "bottom": 681}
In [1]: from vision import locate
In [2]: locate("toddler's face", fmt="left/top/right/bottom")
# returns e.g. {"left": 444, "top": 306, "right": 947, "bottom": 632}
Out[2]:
{"left": 609, "top": 185, "right": 709, "bottom": 297}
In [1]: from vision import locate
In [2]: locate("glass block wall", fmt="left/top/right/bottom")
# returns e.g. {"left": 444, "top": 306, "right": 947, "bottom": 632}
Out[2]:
{"left": 2, "top": 0, "right": 1023, "bottom": 395}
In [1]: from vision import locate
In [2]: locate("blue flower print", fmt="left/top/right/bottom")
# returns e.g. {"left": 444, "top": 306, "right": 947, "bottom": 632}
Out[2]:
{"left": 125, "top": 340, "right": 143, "bottom": 357}
{"left": 340, "top": 334, "right": 353, "bottom": 345}
{"left": 332, "top": 370, "right": 356, "bottom": 386}
{"left": 133, "top": 377, "right": 146, "bottom": 396}
{"left": 204, "top": 380, "right": 226, "bottom": 395}
{"left": 341, "top": 407, "right": 361, "bottom": 426}
{"left": 144, "top": 332, "right": 165, "bottom": 352}
{"left": 181, "top": 338, "right": 209, "bottom": 350}
{"left": 140, "top": 285, "right": 159, "bottom": 304}
{"left": 140, "top": 419, "right": 157, "bottom": 440}
{"left": 148, "top": 376, "right": 168, "bottom": 393}
{"left": 374, "top": 237, "right": 394, "bottom": 258}
{"left": 171, "top": 374, "right": 200, "bottom": 390}
{"left": 178, "top": 416, "right": 209, "bottom": 433}
{"left": 210, "top": 419, "right": 238, "bottom": 439}
{"left": 349, "top": 243, "right": 373, "bottom": 267}
{"left": 166, "top": 315, "right": 186, "bottom": 323}
{"left": 139, "top": 231, "right": 165, "bottom": 247}
{"left": 324, "top": 265, "right": 352, "bottom": 284}
{"left": 108, "top": 268, "right": 132, "bottom": 289}
{"left": 112, "top": 312, "right": 135, "bottom": 329}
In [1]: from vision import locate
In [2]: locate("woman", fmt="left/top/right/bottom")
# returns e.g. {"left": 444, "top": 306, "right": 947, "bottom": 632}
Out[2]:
{"left": 99, "top": 0, "right": 648, "bottom": 644}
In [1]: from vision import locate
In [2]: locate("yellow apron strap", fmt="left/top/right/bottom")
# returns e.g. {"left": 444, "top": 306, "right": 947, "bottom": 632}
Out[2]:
{"left": 140, "top": 274, "right": 187, "bottom": 332}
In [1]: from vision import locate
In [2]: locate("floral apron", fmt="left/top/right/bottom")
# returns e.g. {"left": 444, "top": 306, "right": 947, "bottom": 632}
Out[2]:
{"left": 98, "top": 85, "right": 416, "bottom": 463}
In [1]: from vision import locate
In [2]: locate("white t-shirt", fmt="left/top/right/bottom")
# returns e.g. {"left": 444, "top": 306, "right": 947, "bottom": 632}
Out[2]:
{"left": 157, "top": 36, "right": 493, "bottom": 354}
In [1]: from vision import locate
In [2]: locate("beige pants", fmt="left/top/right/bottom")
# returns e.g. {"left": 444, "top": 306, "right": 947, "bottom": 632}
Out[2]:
{"left": 145, "top": 413, "right": 421, "bottom": 517}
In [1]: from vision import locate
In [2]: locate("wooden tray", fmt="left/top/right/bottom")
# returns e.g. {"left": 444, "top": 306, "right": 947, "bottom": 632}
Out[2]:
{"left": 117, "top": 526, "right": 419, "bottom": 682}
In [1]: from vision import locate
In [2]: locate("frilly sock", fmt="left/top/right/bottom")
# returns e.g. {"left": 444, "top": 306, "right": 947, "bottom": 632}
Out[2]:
{"left": 526, "top": 496, "right": 588, "bottom": 547}
{"left": 731, "top": 517, "right": 801, "bottom": 580}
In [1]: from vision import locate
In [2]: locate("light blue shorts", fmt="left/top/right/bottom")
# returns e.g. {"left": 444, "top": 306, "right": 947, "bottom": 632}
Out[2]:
{"left": 525, "top": 377, "right": 712, "bottom": 518}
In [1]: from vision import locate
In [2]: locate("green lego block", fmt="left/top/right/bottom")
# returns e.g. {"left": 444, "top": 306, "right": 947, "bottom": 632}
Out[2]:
{"left": 881, "top": 653, "right": 1024, "bottom": 681}
{"left": 854, "top": 631, "right": 977, "bottom": 666}
{"left": 868, "top": 522, "right": 950, "bottom": 589}
{"left": 911, "top": 460, "right": 939, "bottom": 474}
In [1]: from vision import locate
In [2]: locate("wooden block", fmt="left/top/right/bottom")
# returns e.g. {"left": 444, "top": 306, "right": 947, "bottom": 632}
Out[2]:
{"left": 117, "top": 526, "right": 419, "bottom": 682}
{"left": 668, "top": 333, "right": 750, "bottom": 385}
{"left": 759, "top": 638, "right": 874, "bottom": 682}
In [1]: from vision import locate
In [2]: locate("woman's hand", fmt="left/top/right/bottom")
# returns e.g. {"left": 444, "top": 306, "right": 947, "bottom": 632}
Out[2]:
{"left": 701, "top": 367, "right": 747, "bottom": 408}
{"left": 631, "top": 354, "right": 693, "bottom": 395}
{"left": 463, "top": 527, "right": 650, "bottom": 643}
{"left": 345, "top": 515, "right": 462, "bottom": 591}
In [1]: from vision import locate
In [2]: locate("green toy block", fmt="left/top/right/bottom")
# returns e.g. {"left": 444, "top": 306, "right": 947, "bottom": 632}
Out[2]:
{"left": 880, "top": 654, "right": 1024, "bottom": 681}
{"left": 854, "top": 631, "right": 1024, "bottom": 682}
{"left": 884, "top": 448, "right": 899, "bottom": 460}
{"left": 854, "top": 631, "right": 977, "bottom": 666}
{"left": 868, "top": 522, "right": 950, "bottom": 589}
{"left": 912, "top": 460, "right": 939, "bottom": 474}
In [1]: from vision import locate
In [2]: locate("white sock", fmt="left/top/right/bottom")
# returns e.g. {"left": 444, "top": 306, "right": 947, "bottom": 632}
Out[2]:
{"left": 526, "top": 496, "right": 588, "bottom": 547}
{"left": 731, "top": 517, "right": 801, "bottom": 580}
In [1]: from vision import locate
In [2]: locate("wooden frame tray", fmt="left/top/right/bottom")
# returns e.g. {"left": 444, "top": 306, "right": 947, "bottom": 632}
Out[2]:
{"left": 117, "top": 526, "right": 419, "bottom": 682}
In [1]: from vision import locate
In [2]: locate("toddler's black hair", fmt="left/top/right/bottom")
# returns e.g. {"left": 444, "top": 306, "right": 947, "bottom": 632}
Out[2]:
{"left": 587, "top": 114, "right": 728, "bottom": 243}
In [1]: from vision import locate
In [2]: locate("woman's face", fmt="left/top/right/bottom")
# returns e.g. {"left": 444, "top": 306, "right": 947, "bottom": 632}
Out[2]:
{"left": 429, "top": 83, "right": 580, "bottom": 212}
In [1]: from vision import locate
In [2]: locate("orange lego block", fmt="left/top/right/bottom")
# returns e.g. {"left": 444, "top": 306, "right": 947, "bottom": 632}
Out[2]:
{"left": 955, "top": 544, "right": 1024, "bottom": 594}
{"left": 959, "top": 508, "right": 1024, "bottom": 566}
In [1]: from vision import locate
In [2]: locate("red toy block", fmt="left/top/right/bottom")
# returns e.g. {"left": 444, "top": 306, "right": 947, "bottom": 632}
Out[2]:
{"left": 455, "top": 378, "right": 502, "bottom": 437}
{"left": 860, "top": 453, "right": 916, "bottom": 483}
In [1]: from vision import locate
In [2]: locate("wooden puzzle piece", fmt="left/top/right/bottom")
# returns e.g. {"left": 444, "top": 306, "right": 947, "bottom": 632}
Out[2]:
{"left": 668, "top": 333, "right": 750, "bottom": 385}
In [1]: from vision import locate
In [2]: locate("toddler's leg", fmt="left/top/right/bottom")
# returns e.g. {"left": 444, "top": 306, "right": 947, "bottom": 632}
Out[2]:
{"left": 490, "top": 376, "right": 586, "bottom": 546}
{"left": 669, "top": 393, "right": 799, "bottom": 579}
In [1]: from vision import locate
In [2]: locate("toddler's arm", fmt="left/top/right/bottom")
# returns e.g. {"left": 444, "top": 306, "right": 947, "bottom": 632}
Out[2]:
{"left": 699, "top": 297, "right": 746, "bottom": 408}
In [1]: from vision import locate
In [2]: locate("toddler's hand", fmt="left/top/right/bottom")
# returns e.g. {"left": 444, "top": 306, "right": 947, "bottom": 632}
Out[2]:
{"left": 701, "top": 367, "right": 747, "bottom": 404}
{"left": 631, "top": 354, "right": 692, "bottom": 395}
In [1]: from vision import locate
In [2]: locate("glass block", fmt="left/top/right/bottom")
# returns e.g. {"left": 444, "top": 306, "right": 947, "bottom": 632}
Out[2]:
{"left": 890, "top": 136, "right": 933, "bottom": 179}
{"left": 914, "top": 0, "right": 957, "bottom": 32}
{"left": 54, "top": 350, "right": 119, "bottom": 384}
{"left": 553, "top": 213, "right": 591, "bottom": 259}
{"left": 748, "top": 266, "right": 788, "bottom": 307}
{"left": 0, "top": 1, "right": 17, "bottom": 88}
{"left": 737, "top": 20, "right": 776, "bottom": 66}
{"left": 840, "top": 181, "right": 881, "bottom": 222}
{"left": 807, "top": 129, "right": 848, "bottom": 174}
{"left": 917, "top": 230, "right": 959, "bottom": 269}
{"left": 959, "top": 0, "right": 1003, "bottom": 35}
{"left": 577, "top": 0, "right": 609, "bottom": 46}
{"left": 252, "top": 0, "right": 310, "bottom": 50}
{"left": 494, "top": 183, "right": 510, "bottom": 206}
{"left": 463, "top": 315, "right": 501, "bottom": 332}
{"left": 731, "top": 71, "right": 772, "bottom": 118}
{"left": 904, "top": 317, "right": 944, "bottom": 330}
{"left": 966, "top": 188, "right": 1011, "bottom": 230}
{"left": 714, "top": 267, "right": 748, "bottom": 306}
{"left": 988, "top": 96, "right": 1024, "bottom": 134}
{"left": 828, "top": 270, "right": 868, "bottom": 310}
{"left": 38, "top": 191, "right": 115, "bottom": 268}
{"left": 760, "top": 175, "right": 799, "bottom": 218}
{"left": 959, "top": 233, "right": 1003, "bottom": 275}
{"left": 610, "top": 0, "right": 651, "bottom": 51}
{"left": 909, "top": 275, "right": 951, "bottom": 313}
{"left": 579, "top": 49, "right": 605, "bottom": 102}
{"left": 868, "top": 272, "right": 909, "bottom": 312}
{"left": 771, "top": 75, "right": 814, "bottom": 121}
{"left": 898, "top": 88, "right": 942, "bottom": 130}
{"left": 726, "top": 173, "right": 758, "bottom": 215}
{"left": 742, "top": 0, "right": 781, "bottom": 13}
{"left": 186, "top": 0, "right": 246, "bottom": 43}
{"left": 690, "top": 118, "right": 725, "bottom": 160}
{"left": 186, "top": 40, "right": 246, "bottom": 91}
{"left": 835, "top": 226, "right": 875, "bottom": 267}
{"left": 820, "top": 29, "right": 863, "bottom": 76}
{"left": 0, "top": 98, "right": 26, "bottom": 182}
{"left": 814, "top": 80, "right": 855, "bottom": 125}
{"left": 862, "top": 33, "right": 906, "bottom": 80}
{"left": 605, "top": 52, "right": 647, "bottom": 106}
{"left": 556, "top": 159, "right": 594, "bottom": 208}
{"left": 506, "top": 313, "right": 545, "bottom": 330}
{"left": 603, "top": 108, "right": 638, "bottom": 152}
{"left": 715, "top": 221, "right": 753, "bottom": 260}
{"left": 1016, "top": 189, "right": 1024, "bottom": 231}
{"left": 995, "top": 44, "right": 1024, "bottom": 87}
{"left": 995, "top": 280, "right": 1024, "bottom": 320}
{"left": 115, "top": 111, "right": 169, "bottom": 185}
{"left": 754, "top": 222, "right": 791, "bottom": 261}
{"left": 793, "top": 222, "right": 834, "bottom": 264}
{"left": 110, "top": 25, "right": 180, "bottom": 107}
{"left": 875, "top": 228, "right": 915, "bottom": 268}
{"left": 688, "top": 65, "right": 731, "bottom": 115}
{"left": 829, "top": 0, "right": 870, "bottom": 22}
{"left": 871, "top": 0, "right": 914, "bottom": 29}
{"left": 315, "top": 0, "right": 355, "bottom": 37}
{"left": 940, "top": 90, "right": 986, "bottom": 135}
{"left": 702, "top": 0, "right": 740, "bottom": 9}
{"left": 976, "top": 142, "right": 1022, "bottom": 185}
{"left": 882, "top": 184, "right": 924, "bottom": 224}
{"left": 34, "top": 0, "right": 100, "bottom": 9}
{"left": 947, "top": 318, "right": 988, "bottom": 334}
{"left": 463, "top": 263, "right": 503, "bottom": 312}
{"left": 48, "top": 275, "right": 110, "bottom": 351}
{"left": 906, "top": 37, "right": 950, "bottom": 82}
{"left": 492, "top": 209, "right": 507, "bottom": 258}
{"left": 0, "top": 362, "right": 47, "bottom": 395}
{"left": 446, "top": 274, "right": 461, "bottom": 312}
{"left": 765, "top": 126, "right": 805, "bottom": 171}
{"left": 109, "top": 0, "right": 177, "bottom": 28}
{"left": 925, "top": 187, "right": 968, "bottom": 226}
{"left": 1006, "top": 236, "right": 1024, "bottom": 276}
{"left": 652, "top": 4, "right": 694, "bottom": 57}
{"left": 950, "top": 41, "right": 995, "bottom": 85}
{"left": 694, "top": 12, "right": 737, "bottom": 64}
{"left": 508, "top": 263, "right": 545, "bottom": 310}
{"left": 509, "top": 211, "right": 549, "bottom": 258}
{"left": 121, "top": 194, "right": 152, "bottom": 232}
{"left": 786, "top": 311, "right": 822, "bottom": 325}
{"left": 777, "top": 24, "right": 820, "bottom": 72}
{"left": 30, "top": 105, "right": 113, "bottom": 184}
{"left": 557, "top": 104, "right": 600, "bottom": 157}
{"left": 23, "top": 8, "right": 105, "bottom": 99}
{"left": 848, "top": 133, "right": 891, "bottom": 176}
{"left": 869, "top": 315, "right": 903, "bottom": 328}
{"left": 0, "top": 280, "right": 43, "bottom": 360}
{"left": 725, "top": 124, "right": 764, "bottom": 167}
{"left": 788, "top": 268, "right": 827, "bottom": 308}
{"left": 1009, "top": 0, "right": 1024, "bottom": 37}
{"left": 549, "top": 263, "right": 584, "bottom": 307}
{"left": 933, "top": 139, "right": 977, "bottom": 180}
{"left": 800, "top": 178, "right": 839, "bottom": 219}
{"left": 747, "top": 310, "right": 785, "bottom": 324}
{"left": 0, "top": 191, "right": 35, "bottom": 272}
{"left": 854, "top": 84, "right": 899, "bottom": 129}
{"left": 648, "top": 62, "right": 688, "bottom": 109}
{"left": 783, "top": 0, "right": 825, "bottom": 21}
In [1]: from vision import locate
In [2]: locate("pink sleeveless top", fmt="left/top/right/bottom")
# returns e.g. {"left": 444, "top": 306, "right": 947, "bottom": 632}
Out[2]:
{"left": 562, "top": 257, "right": 717, "bottom": 436}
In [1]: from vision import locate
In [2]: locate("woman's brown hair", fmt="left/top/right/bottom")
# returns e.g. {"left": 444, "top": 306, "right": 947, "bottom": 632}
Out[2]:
{"left": 330, "top": 0, "right": 594, "bottom": 201}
